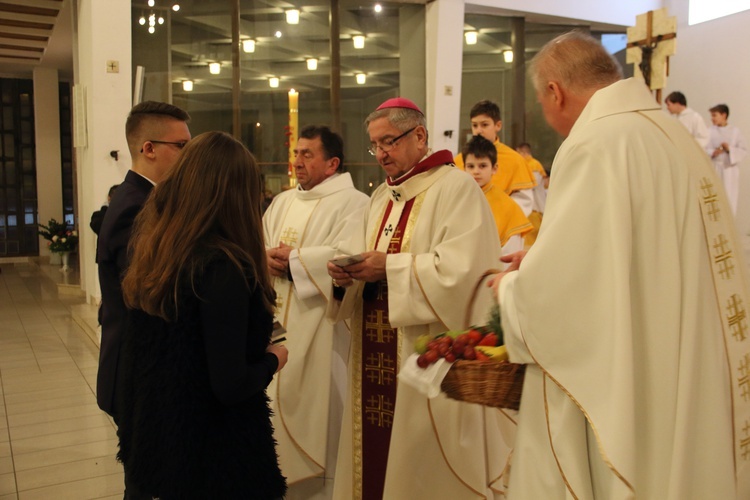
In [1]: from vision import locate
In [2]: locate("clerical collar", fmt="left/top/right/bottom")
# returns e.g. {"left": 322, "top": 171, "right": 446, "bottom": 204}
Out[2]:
{"left": 387, "top": 149, "right": 454, "bottom": 186}
{"left": 296, "top": 172, "right": 340, "bottom": 191}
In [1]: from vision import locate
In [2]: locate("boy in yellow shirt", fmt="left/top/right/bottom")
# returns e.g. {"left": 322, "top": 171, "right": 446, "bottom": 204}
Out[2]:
{"left": 516, "top": 142, "right": 548, "bottom": 248}
{"left": 454, "top": 100, "right": 536, "bottom": 216}
{"left": 463, "top": 135, "right": 531, "bottom": 255}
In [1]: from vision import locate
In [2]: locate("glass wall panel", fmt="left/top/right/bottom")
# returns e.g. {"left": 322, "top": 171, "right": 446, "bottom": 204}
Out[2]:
{"left": 133, "top": 0, "right": 423, "bottom": 195}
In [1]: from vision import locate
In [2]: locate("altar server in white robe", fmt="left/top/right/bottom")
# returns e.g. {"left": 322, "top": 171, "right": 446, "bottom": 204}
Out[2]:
{"left": 493, "top": 31, "right": 750, "bottom": 500}
{"left": 706, "top": 103, "right": 748, "bottom": 215}
{"left": 664, "top": 90, "right": 710, "bottom": 149}
{"left": 263, "top": 125, "right": 369, "bottom": 498}
{"left": 328, "top": 97, "right": 513, "bottom": 500}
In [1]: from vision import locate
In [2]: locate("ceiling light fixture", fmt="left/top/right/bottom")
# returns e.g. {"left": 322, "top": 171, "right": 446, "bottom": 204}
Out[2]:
{"left": 356, "top": 73, "right": 366, "bottom": 84}
{"left": 269, "top": 77, "right": 280, "bottom": 88}
{"left": 243, "top": 39, "right": 255, "bottom": 53}
{"left": 139, "top": 1, "right": 165, "bottom": 34}
{"left": 275, "top": 30, "right": 282, "bottom": 38}
{"left": 306, "top": 58, "right": 318, "bottom": 70}
{"left": 182, "top": 80, "right": 193, "bottom": 91}
{"left": 172, "top": 4, "right": 180, "bottom": 11}
{"left": 352, "top": 35, "right": 365, "bottom": 49}
{"left": 503, "top": 50, "right": 513, "bottom": 63}
{"left": 374, "top": 4, "right": 382, "bottom": 13}
{"left": 209, "top": 62, "right": 221, "bottom": 74}
{"left": 464, "top": 31, "right": 478, "bottom": 45}
{"left": 286, "top": 9, "right": 300, "bottom": 24}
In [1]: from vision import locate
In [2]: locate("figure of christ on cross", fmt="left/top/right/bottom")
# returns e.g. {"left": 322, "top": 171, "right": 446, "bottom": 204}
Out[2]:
{"left": 626, "top": 8, "right": 676, "bottom": 103}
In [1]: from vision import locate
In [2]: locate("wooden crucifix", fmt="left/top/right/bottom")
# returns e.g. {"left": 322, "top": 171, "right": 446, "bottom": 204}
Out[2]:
{"left": 626, "top": 8, "right": 677, "bottom": 104}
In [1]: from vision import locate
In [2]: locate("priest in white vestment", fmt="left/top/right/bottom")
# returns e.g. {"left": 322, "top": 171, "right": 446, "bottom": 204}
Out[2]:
{"left": 494, "top": 32, "right": 750, "bottom": 500}
{"left": 263, "top": 125, "right": 369, "bottom": 498}
{"left": 328, "top": 98, "right": 514, "bottom": 499}
{"left": 705, "top": 103, "right": 748, "bottom": 215}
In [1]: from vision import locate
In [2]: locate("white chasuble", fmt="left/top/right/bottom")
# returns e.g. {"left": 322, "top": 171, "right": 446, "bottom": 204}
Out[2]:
{"left": 263, "top": 173, "right": 369, "bottom": 485}
{"left": 499, "top": 78, "right": 750, "bottom": 499}
{"left": 332, "top": 159, "right": 515, "bottom": 500}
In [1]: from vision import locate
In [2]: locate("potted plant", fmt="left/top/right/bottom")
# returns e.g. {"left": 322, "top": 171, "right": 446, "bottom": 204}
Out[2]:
{"left": 37, "top": 218, "right": 79, "bottom": 270}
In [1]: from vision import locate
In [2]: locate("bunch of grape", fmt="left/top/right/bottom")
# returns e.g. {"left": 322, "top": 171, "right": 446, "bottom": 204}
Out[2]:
{"left": 414, "top": 328, "right": 500, "bottom": 368}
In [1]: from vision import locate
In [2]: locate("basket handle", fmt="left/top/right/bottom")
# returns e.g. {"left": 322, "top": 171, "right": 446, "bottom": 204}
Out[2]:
{"left": 463, "top": 268, "right": 502, "bottom": 328}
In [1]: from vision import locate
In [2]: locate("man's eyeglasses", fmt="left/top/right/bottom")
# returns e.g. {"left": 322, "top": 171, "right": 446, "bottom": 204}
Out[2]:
{"left": 140, "top": 140, "right": 188, "bottom": 153}
{"left": 367, "top": 126, "right": 417, "bottom": 156}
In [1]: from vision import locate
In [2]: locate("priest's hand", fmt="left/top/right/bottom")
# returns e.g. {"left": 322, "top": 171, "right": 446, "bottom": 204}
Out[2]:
{"left": 487, "top": 251, "right": 526, "bottom": 298}
{"left": 328, "top": 261, "right": 354, "bottom": 288}
{"left": 341, "top": 251, "right": 387, "bottom": 283}
{"left": 267, "top": 243, "right": 294, "bottom": 277}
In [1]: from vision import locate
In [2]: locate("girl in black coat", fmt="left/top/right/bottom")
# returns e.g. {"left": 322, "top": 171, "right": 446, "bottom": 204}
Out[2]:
{"left": 118, "top": 131, "right": 288, "bottom": 499}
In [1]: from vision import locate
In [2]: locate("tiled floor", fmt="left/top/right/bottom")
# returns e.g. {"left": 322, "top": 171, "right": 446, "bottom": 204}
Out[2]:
{"left": 0, "top": 261, "right": 124, "bottom": 499}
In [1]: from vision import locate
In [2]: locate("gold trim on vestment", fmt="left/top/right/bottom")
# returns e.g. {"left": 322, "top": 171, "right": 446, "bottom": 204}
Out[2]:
{"left": 275, "top": 370, "right": 326, "bottom": 475}
{"left": 297, "top": 251, "right": 327, "bottom": 303}
{"left": 542, "top": 373, "right": 580, "bottom": 499}
{"left": 426, "top": 399, "right": 486, "bottom": 498}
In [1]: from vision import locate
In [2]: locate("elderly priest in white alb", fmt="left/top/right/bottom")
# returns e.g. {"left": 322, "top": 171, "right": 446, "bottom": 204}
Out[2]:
{"left": 328, "top": 98, "right": 513, "bottom": 499}
{"left": 494, "top": 32, "right": 750, "bottom": 499}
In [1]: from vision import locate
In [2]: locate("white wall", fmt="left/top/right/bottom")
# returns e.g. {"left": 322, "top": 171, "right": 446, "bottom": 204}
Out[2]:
{"left": 426, "top": 0, "right": 466, "bottom": 154}
{"left": 467, "top": 0, "right": 662, "bottom": 27}
{"left": 33, "top": 67, "right": 62, "bottom": 258}
{"left": 663, "top": 1, "right": 750, "bottom": 248}
{"left": 76, "top": 0, "right": 133, "bottom": 304}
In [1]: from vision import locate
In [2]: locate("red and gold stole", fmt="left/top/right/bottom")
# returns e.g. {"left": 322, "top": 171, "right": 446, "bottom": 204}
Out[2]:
{"left": 358, "top": 150, "right": 453, "bottom": 500}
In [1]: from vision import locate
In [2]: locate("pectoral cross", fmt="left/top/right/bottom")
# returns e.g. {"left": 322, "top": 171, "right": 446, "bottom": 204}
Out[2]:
{"left": 626, "top": 8, "right": 676, "bottom": 103}
{"left": 391, "top": 190, "right": 401, "bottom": 201}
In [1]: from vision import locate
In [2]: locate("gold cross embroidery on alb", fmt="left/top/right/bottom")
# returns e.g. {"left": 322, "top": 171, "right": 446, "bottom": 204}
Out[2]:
{"left": 280, "top": 227, "right": 298, "bottom": 246}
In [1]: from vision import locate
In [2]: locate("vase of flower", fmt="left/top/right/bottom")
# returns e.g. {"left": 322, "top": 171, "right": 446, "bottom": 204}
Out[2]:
{"left": 60, "top": 251, "right": 71, "bottom": 272}
{"left": 37, "top": 218, "right": 79, "bottom": 264}
{"left": 49, "top": 252, "right": 62, "bottom": 265}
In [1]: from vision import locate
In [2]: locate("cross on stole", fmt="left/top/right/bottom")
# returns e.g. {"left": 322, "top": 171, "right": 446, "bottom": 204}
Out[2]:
{"left": 726, "top": 294, "right": 748, "bottom": 342}
{"left": 365, "top": 352, "right": 396, "bottom": 385}
{"left": 712, "top": 234, "right": 735, "bottom": 280}
{"left": 365, "top": 394, "right": 395, "bottom": 428}
{"left": 626, "top": 8, "right": 676, "bottom": 103}
{"left": 738, "top": 353, "right": 750, "bottom": 402}
{"left": 700, "top": 177, "right": 721, "bottom": 222}
{"left": 365, "top": 309, "right": 395, "bottom": 344}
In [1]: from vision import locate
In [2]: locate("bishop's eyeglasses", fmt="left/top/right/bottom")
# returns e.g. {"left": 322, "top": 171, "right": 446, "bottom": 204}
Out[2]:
{"left": 367, "top": 126, "right": 417, "bottom": 156}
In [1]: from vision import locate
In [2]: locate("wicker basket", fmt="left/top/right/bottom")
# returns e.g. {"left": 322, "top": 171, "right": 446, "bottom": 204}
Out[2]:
{"left": 439, "top": 269, "right": 526, "bottom": 410}
{"left": 441, "top": 360, "right": 525, "bottom": 410}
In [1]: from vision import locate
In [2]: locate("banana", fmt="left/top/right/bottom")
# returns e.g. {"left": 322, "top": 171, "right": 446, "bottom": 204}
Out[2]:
{"left": 475, "top": 345, "right": 509, "bottom": 361}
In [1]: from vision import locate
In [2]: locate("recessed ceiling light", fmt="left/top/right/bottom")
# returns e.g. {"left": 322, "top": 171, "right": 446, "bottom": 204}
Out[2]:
{"left": 356, "top": 73, "right": 366, "bottom": 85}
{"left": 306, "top": 58, "right": 318, "bottom": 70}
{"left": 286, "top": 9, "right": 300, "bottom": 24}
{"left": 269, "top": 77, "right": 280, "bottom": 88}
{"left": 243, "top": 39, "right": 255, "bottom": 53}
{"left": 209, "top": 62, "right": 221, "bottom": 74}
{"left": 352, "top": 35, "right": 365, "bottom": 49}
{"left": 465, "top": 31, "right": 478, "bottom": 45}
{"left": 182, "top": 80, "right": 193, "bottom": 91}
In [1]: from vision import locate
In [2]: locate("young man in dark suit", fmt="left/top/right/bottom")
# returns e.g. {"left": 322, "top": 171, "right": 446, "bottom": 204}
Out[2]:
{"left": 96, "top": 101, "right": 190, "bottom": 498}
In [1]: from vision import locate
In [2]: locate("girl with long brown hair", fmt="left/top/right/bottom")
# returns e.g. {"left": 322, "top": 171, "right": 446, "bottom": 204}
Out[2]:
{"left": 117, "top": 131, "right": 288, "bottom": 499}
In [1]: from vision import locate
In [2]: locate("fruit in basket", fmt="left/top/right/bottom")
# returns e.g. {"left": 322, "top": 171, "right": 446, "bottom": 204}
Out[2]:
{"left": 478, "top": 333, "right": 499, "bottom": 347}
{"left": 466, "top": 329, "right": 482, "bottom": 344}
{"left": 475, "top": 345, "right": 509, "bottom": 362}
{"left": 414, "top": 334, "right": 431, "bottom": 355}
